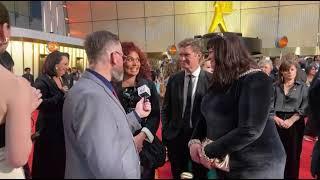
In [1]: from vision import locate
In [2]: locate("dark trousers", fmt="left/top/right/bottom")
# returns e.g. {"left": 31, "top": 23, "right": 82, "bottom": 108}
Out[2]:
{"left": 166, "top": 128, "right": 208, "bottom": 179}
{"left": 276, "top": 112, "right": 305, "bottom": 179}
{"left": 305, "top": 117, "right": 317, "bottom": 137}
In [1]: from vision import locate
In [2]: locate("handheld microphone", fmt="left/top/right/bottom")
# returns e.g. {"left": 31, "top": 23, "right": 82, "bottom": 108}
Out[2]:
{"left": 137, "top": 84, "right": 151, "bottom": 99}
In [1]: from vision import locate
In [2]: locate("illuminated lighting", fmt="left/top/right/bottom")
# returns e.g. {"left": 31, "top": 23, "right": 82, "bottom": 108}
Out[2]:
{"left": 47, "top": 41, "right": 59, "bottom": 52}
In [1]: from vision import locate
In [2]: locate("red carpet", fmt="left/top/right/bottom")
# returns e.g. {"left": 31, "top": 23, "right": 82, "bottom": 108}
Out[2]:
{"left": 29, "top": 112, "right": 315, "bottom": 179}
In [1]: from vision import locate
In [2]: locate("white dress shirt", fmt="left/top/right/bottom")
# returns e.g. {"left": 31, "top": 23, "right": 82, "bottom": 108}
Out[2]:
{"left": 182, "top": 66, "right": 201, "bottom": 128}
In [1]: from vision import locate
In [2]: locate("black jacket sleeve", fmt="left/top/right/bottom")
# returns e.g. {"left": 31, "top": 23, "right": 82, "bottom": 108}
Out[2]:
{"left": 161, "top": 76, "right": 172, "bottom": 143}
{"left": 144, "top": 81, "right": 161, "bottom": 135}
{"left": 204, "top": 72, "right": 273, "bottom": 158}
{"left": 191, "top": 113, "right": 207, "bottom": 141}
{"left": 34, "top": 76, "right": 65, "bottom": 112}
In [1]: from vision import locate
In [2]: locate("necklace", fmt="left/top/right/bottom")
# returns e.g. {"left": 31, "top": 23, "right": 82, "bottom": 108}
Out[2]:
{"left": 239, "top": 69, "right": 261, "bottom": 78}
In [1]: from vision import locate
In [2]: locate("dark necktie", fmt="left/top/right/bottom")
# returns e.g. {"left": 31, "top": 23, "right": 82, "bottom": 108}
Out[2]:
{"left": 183, "top": 74, "right": 193, "bottom": 128}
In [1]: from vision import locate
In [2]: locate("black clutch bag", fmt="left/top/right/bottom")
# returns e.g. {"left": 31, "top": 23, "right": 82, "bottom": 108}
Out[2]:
{"left": 139, "top": 136, "right": 166, "bottom": 169}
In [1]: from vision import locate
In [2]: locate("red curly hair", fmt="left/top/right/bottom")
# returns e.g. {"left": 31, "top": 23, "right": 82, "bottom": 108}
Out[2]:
{"left": 121, "top": 42, "right": 152, "bottom": 80}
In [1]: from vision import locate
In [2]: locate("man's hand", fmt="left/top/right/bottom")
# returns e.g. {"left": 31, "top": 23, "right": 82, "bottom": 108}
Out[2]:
{"left": 135, "top": 98, "right": 151, "bottom": 118}
{"left": 134, "top": 132, "right": 146, "bottom": 153}
{"left": 189, "top": 143, "right": 202, "bottom": 164}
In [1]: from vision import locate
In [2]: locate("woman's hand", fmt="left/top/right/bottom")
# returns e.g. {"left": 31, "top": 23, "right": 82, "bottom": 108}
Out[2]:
{"left": 30, "top": 87, "right": 42, "bottom": 112}
{"left": 189, "top": 143, "right": 202, "bottom": 164}
{"left": 273, "top": 116, "right": 285, "bottom": 128}
{"left": 199, "top": 152, "right": 213, "bottom": 169}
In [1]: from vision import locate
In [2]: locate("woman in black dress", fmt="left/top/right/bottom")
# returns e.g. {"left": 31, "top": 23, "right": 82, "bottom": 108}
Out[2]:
{"left": 32, "top": 51, "right": 69, "bottom": 178}
{"left": 188, "top": 34, "right": 286, "bottom": 178}
{"left": 113, "top": 42, "right": 161, "bottom": 179}
{"left": 271, "top": 60, "right": 308, "bottom": 179}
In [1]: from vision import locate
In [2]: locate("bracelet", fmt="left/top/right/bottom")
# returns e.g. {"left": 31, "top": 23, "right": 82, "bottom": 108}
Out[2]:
{"left": 201, "top": 139, "right": 215, "bottom": 163}
{"left": 188, "top": 139, "right": 201, "bottom": 148}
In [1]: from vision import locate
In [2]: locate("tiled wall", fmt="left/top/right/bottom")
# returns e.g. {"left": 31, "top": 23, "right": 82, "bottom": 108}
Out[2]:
{"left": 66, "top": 1, "right": 320, "bottom": 52}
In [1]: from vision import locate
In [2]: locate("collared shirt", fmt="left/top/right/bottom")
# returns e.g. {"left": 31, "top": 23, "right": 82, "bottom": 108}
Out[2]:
{"left": 86, "top": 68, "right": 115, "bottom": 93}
{"left": 182, "top": 66, "right": 201, "bottom": 128}
{"left": 273, "top": 80, "right": 309, "bottom": 116}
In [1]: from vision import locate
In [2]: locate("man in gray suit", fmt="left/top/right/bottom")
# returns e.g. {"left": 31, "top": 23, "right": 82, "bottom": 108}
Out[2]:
{"left": 63, "top": 31, "right": 152, "bottom": 178}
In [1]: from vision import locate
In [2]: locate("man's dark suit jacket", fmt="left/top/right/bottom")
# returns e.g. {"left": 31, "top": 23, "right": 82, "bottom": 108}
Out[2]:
{"left": 22, "top": 73, "right": 34, "bottom": 86}
{"left": 161, "top": 69, "right": 211, "bottom": 144}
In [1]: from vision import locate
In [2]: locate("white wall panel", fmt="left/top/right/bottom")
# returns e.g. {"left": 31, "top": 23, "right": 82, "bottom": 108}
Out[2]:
{"left": 117, "top": 1, "right": 144, "bottom": 19}
{"left": 118, "top": 18, "right": 146, "bottom": 51}
{"left": 145, "top": 1, "right": 174, "bottom": 17}
{"left": 93, "top": 20, "right": 118, "bottom": 35}
{"left": 91, "top": 1, "right": 117, "bottom": 21}
{"left": 279, "top": 4, "right": 319, "bottom": 47}
{"left": 146, "top": 16, "right": 174, "bottom": 52}
{"left": 175, "top": 13, "right": 207, "bottom": 44}
{"left": 241, "top": 1, "right": 279, "bottom": 9}
{"left": 175, "top": 1, "right": 206, "bottom": 14}
{"left": 280, "top": 1, "right": 318, "bottom": 6}
{"left": 241, "top": 7, "right": 278, "bottom": 48}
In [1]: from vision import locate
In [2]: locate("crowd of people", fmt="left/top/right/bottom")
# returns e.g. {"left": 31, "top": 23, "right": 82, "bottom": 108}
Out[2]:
{"left": 0, "top": 2, "right": 320, "bottom": 179}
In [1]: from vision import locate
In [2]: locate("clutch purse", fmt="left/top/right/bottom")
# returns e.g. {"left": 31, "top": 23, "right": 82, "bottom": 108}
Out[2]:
{"left": 202, "top": 138, "right": 230, "bottom": 172}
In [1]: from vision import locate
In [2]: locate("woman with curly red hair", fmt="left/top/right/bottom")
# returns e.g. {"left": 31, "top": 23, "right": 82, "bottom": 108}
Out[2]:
{"left": 113, "top": 42, "right": 161, "bottom": 179}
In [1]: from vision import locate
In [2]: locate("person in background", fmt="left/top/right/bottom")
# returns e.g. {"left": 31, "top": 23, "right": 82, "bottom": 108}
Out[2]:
{"left": 22, "top": 67, "right": 34, "bottom": 86}
{"left": 151, "top": 70, "right": 161, "bottom": 95}
{"left": 201, "top": 58, "right": 213, "bottom": 73}
{"left": 32, "top": 51, "right": 70, "bottom": 178}
{"left": 0, "top": 2, "right": 42, "bottom": 178}
{"left": 308, "top": 67, "right": 320, "bottom": 178}
{"left": 271, "top": 60, "right": 308, "bottom": 179}
{"left": 0, "top": 50, "right": 14, "bottom": 72}
{"left": 270, "top": 57, "right": 281, "bottom": 82}
{"left": 314, "top": 55, "right": 320, "bottom": 69}
{"left": 189, "top": 34, "right": 286, "bottom": 179}
{"left": 113, "top": 41, "right": 161, "bottom": 179}
{"left": 63, "top": 31, "right": 151, "bottom": 178}
{"left": 258, "top": 57, "right": 273, "bottom": 76}
{"left": 305, "top": 62, "right": 318, "bottom": 87}
{"left": 71, "top": 67, "right": 80, "bottom": 85}
{"left": 62, "top": 67, "right": 72, "bottom": 89}
{"left": 162, "top": 38, "right": 210, "bottom": 179}
{"left": 304, "top": 62, "right": 319, "bottom": 142}
{"left": 281, "top": 53, "right": 307, "bottom": 83}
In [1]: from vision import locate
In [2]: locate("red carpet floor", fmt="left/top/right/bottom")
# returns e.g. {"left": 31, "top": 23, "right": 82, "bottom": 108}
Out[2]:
{"left": 29, "top": 111, "right": 315, "bottom": 179}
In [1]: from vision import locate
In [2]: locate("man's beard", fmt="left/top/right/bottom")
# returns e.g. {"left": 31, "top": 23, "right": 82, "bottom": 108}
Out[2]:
{"left": 111, "top": 68, "right": 124, "bottom": 82}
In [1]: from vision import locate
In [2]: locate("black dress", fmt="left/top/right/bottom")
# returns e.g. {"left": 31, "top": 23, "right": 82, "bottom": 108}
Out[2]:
{"left": 32, "top": 74, "right": 66, "bottom": 178}
{"left": 192, "top": 71, "right": 286, "bottom": 178}
{"left": 271, "top": 80, "right": 308, "bottom": 179}
{"left": 113, "top": 78, "right": 161, "bottom": 179}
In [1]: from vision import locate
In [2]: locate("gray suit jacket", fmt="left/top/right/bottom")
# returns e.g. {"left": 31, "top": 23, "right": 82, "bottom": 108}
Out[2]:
{"left": 63, "top": 70, "right": 142, "bottom": 178}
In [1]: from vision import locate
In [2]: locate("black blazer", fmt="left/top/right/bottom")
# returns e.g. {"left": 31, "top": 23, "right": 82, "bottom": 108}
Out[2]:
{"left": 34, "top": 74, "right": 65, "bottom": 138}
{"left": 161, "top": 70, "right": 211, "bottom": 144}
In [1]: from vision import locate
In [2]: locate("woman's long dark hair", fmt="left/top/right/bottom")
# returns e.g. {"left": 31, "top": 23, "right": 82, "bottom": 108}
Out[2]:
{"left": 207, "top": 34, "right": 257, "bottom": 88}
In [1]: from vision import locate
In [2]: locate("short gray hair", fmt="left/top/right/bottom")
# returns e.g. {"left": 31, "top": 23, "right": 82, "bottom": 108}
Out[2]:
{"left": 84, "top": 30, "right": 119, "bottom": 64}
{"left": 178, "top": 38, "right": 202, "bottom": 54}
{"left": 258, "top": 58, "right": 273, "bottom": 69}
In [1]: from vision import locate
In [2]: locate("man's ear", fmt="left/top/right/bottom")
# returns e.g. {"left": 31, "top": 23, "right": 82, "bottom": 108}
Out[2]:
{"left": 109, "top": 53, "right": 117, "bottom": 66}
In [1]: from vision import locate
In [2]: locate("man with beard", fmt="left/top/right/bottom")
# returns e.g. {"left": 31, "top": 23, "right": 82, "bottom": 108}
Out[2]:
{"left": 62, "top": 31, "right": 152, "bottom": 178}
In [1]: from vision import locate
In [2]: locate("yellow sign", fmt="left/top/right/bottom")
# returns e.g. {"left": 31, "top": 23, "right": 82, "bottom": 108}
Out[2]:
{"left": 208, "top": 1, "right": 233, "bottom": 33}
